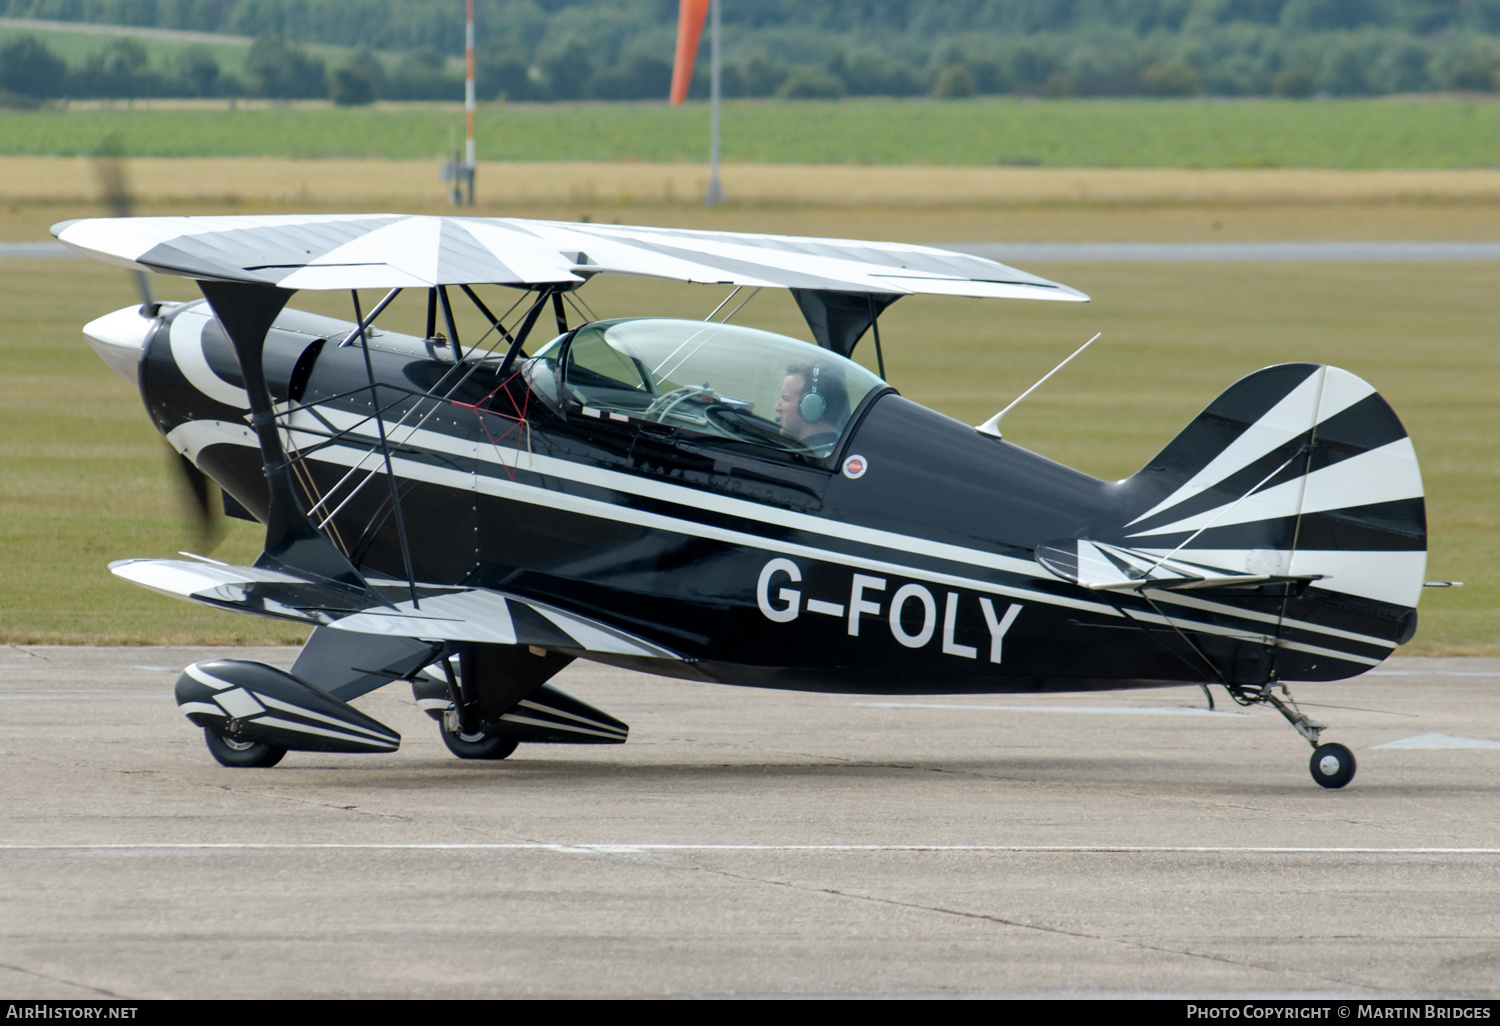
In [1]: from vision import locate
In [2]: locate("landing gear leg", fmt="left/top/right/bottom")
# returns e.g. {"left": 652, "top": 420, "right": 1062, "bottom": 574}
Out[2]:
{"left": 1251, "top": 684, "right": 1356, "bottom": 789}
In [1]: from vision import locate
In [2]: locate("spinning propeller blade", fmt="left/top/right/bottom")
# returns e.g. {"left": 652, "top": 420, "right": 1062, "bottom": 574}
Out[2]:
{"left": 92, "top": 132, "right": 219, "bottom": 546}
{"left": 90, "top": 131, "right": 157, "bottom": 316}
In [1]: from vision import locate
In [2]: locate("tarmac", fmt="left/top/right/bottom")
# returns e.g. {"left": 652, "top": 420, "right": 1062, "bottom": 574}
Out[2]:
{"left": 1, "top": 645, "right": 1498, "bottom": 999}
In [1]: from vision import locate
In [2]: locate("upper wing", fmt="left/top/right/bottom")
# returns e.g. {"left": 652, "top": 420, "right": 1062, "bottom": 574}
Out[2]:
{"left": 51, "top": 213, "right": 1088, "bottom": 302}
{"left": 110, "top": 557, "right": 682, "bottom": 661}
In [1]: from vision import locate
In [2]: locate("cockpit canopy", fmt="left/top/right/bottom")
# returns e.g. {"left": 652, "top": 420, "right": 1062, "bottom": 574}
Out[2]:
{"left": 528, "top": 318, "right": 887, "bottom": 457}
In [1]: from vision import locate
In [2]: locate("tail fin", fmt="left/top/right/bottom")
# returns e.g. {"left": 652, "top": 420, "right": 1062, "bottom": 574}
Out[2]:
{"left": 1047, "top": 363, "right": 1426, "bottom": 682}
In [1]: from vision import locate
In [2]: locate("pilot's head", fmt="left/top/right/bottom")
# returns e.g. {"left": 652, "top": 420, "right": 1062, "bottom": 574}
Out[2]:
{"left": 776, "top": 362, "right": 849, "bottom": 443}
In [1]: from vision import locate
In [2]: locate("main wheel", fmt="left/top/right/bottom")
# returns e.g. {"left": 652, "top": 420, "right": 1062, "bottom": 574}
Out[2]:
{"left": 204, "top": 728, "right": 286, "bottom": 768}
{"left": 440, "top": 719, "right": 519, "bottom": 761}
{"left": 1310, "top": 742, "right": 1356, "bottom": 789}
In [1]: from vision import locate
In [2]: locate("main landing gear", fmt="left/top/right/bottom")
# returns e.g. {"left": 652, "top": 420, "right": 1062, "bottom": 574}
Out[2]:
{"left": 1229, "top": 681, "right": 1357, "bottom": 789}
{"left": 438, "top": 705, "right": 519, "bottom": 761}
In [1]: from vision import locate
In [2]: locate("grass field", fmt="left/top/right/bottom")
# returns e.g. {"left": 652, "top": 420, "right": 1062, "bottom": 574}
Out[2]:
{"left": 1, "top": 243, "right": 1493, "bottom": 652}
{"left": 10, "top": 98, "right": 1500, "bottom": 168}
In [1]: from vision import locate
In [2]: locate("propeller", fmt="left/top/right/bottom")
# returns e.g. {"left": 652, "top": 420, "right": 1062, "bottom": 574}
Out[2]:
{"left": 91, "top": 131, "right": 159, "bottom": 317}
{"left": 91, "top": 131, "right": 222, "bottom": 549}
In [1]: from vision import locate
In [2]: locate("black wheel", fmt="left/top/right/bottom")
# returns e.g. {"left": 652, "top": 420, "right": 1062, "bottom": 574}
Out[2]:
{"left": 1310, "top": 742, "right": 1356, "bottom": 789}
{"left": 440, "top": 719, "right": 519, "bottom": 761}
{"left": 204, "top": 728, "right": 286, "bottom": 768}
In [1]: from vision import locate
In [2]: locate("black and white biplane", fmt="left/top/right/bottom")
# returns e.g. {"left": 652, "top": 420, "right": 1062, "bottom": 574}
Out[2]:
{"left": 54, "top": 213, "right": 1428, "bottom": 788}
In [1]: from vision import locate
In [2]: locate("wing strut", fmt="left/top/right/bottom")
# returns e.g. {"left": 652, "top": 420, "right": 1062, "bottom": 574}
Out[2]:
{"left": 350, "top": 288, "right": 421, "bottom": 607}
{"left": 791, "top": 289, "right": 902, "bottom": 359}
{"left": 498, "top": 288, "right": 561, "bottom": 377}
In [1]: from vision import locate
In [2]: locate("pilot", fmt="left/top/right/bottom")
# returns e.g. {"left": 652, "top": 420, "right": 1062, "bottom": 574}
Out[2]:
{"left": 776, "top": 362, "right": 848, "bottom": 449}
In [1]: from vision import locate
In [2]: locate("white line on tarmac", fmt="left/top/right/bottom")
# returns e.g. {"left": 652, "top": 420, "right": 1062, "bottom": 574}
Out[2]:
{"left": 1368, "top": 670, "right": 1500, "bottom": 677}
{"left": 2, "top": 843, "right": 1498, "bottom": 854}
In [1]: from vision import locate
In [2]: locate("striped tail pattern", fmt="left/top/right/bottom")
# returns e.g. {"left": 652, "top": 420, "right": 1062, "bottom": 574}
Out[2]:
{"left": 1074, "top": 363, "right": 1425, "bottom": 683}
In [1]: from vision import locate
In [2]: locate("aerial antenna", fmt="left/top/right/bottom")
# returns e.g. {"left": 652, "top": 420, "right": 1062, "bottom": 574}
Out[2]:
{"left": 976, "top": 332, "right": 1101, "bottom": 439}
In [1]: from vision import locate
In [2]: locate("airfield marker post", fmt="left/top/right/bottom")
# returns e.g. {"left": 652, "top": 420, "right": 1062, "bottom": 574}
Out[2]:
{"left": 705, "top": 0, "right": 724, "bottom": 207}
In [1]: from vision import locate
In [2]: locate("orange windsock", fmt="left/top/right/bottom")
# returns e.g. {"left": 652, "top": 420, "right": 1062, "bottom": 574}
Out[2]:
{"left": 670, "top": 0, "right": 711, "bottom": 105}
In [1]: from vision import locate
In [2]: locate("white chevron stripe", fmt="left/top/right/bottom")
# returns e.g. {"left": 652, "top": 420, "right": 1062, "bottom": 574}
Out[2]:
{"left": 255, "top": 693, "right": 396, "bottom": 742}
{"left": 498, "top": 712, "right": 625, "bottom": 740}
{"left": 1127, "top": 367, "right": 1375, "bottom": 528}
{"left": 516, "top": 697, "right": 626, "bottom": 735}
{"left": 1127, "top": 437, "right": 1421, "bottom": 538}
{"left": 252, "top": 714, "right": 398, "bottom": 749}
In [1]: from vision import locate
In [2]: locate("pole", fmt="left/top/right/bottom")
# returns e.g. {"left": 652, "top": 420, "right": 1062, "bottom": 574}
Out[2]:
{"left": 465, "top": 0, "right": 476, "bottom": 206}
{"left": 704, "top": 0, "right": 724, "bottom": 207}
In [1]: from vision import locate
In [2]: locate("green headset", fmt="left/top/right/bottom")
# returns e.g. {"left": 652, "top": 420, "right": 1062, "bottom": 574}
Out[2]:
{"left": 799, "top": 364, "right": 827, "bottom": 423}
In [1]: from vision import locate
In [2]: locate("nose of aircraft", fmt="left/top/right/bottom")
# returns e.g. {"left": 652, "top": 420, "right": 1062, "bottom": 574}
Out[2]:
{"left": 83, "top": 303, "right": 162, "bottom": 385}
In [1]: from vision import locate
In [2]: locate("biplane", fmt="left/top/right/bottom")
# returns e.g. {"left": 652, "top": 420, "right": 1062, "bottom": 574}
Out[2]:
{"left": 53, "top": 214, "right": 1428, "bottom": 788}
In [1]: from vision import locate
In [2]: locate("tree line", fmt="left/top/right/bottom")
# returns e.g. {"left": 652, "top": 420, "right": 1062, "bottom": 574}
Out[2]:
{"left": 9, "top": 0, "right": 1500, "bottom": 103}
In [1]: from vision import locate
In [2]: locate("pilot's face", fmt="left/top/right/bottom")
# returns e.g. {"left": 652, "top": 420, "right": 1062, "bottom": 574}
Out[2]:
{"left": 776, "top": 373, "right": 810, "bottom": 439}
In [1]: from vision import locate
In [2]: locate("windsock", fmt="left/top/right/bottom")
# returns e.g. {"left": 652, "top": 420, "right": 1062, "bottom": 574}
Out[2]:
{"left": 670, "top": 0, "right": 711, "bottom": 104}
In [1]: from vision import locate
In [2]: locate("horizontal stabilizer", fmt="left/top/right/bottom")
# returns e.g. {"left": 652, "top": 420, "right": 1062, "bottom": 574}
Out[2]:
{"left": 1036, "top": 539, "right": 1322, "bottom": 592}
{"left": 112, "top": 557, "right": 680, "bottom": 661}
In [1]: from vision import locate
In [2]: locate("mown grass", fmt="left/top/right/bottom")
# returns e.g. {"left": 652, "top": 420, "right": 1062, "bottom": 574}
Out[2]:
{"left": 1, "top": 250, "right": 1494, "bottom": 652}
{"left": 9, "top": 98, "right": 1500, "bottom": 168}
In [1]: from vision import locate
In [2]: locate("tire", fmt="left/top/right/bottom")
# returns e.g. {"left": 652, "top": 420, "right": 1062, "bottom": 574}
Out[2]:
{"left": 204, "top": 728, "right": 287, "bottom": 768}
{"left": 1310, "top": 742, "right": 1356, "bottom": 789}
{"left": 440, "top": 721, "right": 519, "bottom": 761}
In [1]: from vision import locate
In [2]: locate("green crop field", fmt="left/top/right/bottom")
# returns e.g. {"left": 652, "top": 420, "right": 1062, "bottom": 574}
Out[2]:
{"left": 0, "top": 250, "right": 1492, "bottom": 652}
{"left": 9, "top": 98, "right": 1500, "bottom": 168}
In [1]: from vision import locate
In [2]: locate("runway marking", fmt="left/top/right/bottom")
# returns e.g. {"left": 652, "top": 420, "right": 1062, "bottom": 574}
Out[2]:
{"left": 3, "top": 843, "right": 1498, "bottom": 854}
{"left": 0, "top": 692, "right": 168, "bottom": 700}
{"left": 850, "top": 702, "right": 1243, "bottom": 716}
{"left": 1368, "top": 670, "right": 1500, "bottom": 677}
{"left": 1370, "top": 732, "right": 1500, "bottom": 750}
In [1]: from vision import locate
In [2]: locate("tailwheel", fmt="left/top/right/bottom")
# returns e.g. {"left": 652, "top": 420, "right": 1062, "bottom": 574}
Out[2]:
{"left": 439, "top": 707, "right": 518, "bottom": 761}
{"left": 204, "top": 728, "right": 286, "bottom": 768}
{"left": 1310, "top": 742, "right": 1356, "bottom": 789}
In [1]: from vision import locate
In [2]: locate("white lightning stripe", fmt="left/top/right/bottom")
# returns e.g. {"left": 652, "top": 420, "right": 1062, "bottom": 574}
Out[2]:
{"left": 1275, "top": 638, "right": 1383, "bottom": 666}
{"left": 324, "top": 440, "right": 1120, "bottom": 617}
{"left": 296, "top": 406, "right": 1048, "bottom": 583}
{"left": 1128, "top": 367, "right": 1374, "bottom": 528}
{"left": 168, "top": 418, "right": 1388, "bottom": 655}
{"left": 1124, "top": 608, "right": 1382, "bottom": 666}
{"left": 170, "top": 308, "right": 249, "bottom": 409}
{"left": 254, "top": 693, "right": 396, "bottom": 742}
{"left": 251, "top": 715, "right": 398, "bottom": 749}
{"left": 498, "top": 713, "right": 626, "bottom": 740}
{"left": 1129, "top": 437, "right": 1422, "bottom": 539}
{"left": 1145, "top": 588, "right": 1395, "bottom": 650}
{"left": 177, "top": 701, "right": 224, "bottom": 718}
